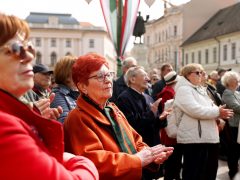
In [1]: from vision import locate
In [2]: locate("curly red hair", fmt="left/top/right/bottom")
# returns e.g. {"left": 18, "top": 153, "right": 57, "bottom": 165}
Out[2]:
{"left": 72, "top": 53, "right": 109, "bottom": 86}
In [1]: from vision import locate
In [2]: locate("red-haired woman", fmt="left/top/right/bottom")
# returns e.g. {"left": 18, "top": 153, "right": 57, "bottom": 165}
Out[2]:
{"left": 64, "top": 52, "right": 174, "bottom": 180}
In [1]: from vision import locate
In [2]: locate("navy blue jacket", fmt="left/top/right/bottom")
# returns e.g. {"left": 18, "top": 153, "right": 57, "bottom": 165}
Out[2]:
{"left": 116, "top": 87, "right": 158, "bottom": 146}
{"left": 51, "top": 85, "right": 79, "bottom": 123}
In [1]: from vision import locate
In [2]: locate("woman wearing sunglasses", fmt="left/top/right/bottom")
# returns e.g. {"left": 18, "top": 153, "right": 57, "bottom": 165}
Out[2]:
{"left": 173, "top": 63, "right": 233, "bottom": 180}
{"left": 0, "top": 13, "right": 98, "bottom": 179}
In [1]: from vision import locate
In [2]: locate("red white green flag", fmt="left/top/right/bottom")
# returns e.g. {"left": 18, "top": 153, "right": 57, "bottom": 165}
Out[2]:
{"left": 100, "top": 0, "right": 140, "bottom": 59}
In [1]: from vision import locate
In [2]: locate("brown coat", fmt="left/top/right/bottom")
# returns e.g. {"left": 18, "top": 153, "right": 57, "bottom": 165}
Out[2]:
{"left": 64, "top": 95, "right": 148, "bottom": 180}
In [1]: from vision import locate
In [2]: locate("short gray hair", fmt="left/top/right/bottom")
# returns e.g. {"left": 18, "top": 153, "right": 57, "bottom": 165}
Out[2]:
{"left": 122, "top": 57, "right": 137, "bottom": 69}
{"left": 124, "top": 66, "right": 144, "bottom": 86}
{"left": 221, "top": 71, "right": 239, "bottom": 87}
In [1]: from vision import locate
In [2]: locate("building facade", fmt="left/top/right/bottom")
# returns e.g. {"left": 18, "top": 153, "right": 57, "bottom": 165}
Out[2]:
{"left": 182, "top": 2, "right": 240, "bottom": 73}
{"left": 144, "top": 0, "right": 236, "bottom": 72}
{"left": 26, "top": 12, "right": 117, "bottom": 71}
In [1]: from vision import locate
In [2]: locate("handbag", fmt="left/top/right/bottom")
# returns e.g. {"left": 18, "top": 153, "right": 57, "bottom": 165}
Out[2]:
{"left": 164, "top": 99, "right": 183, "bottom": 138}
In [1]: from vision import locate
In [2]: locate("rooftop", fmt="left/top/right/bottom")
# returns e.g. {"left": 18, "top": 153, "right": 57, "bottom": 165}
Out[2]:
{"left": 182, "top": 2, "right": 240, "bottom": 46}
{"left": 26, "top": 12, "right": 79, "bottom": 25}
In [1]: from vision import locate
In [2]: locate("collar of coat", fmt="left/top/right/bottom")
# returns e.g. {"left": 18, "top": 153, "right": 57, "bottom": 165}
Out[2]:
{"left": 77, "top": 94, "right": 126, "bottom": 126}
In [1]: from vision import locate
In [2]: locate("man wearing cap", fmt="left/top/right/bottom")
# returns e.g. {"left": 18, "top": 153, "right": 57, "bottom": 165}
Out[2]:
{"left": 32, "top": 64, "right": 53, "bottom": 99}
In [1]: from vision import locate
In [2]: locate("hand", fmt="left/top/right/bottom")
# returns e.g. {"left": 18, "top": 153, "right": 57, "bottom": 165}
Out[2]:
{"left": 135, "top": 144, "right": 174, "bottom": 167}
{"left": 150, "top": 98, "right": 162, "bottom": 114}
{"left": 217, "top": 118, "right": 225, "bottom": 131}
{"left": 159, "top": 108, "right": 172, "bottom": 120}
{"left": 152, "top": 146, "right": 173, "bottom": 164}
{"left": 34, "top": 93, "right": 63, "bottom": 119}
{"left": 135, "top": 147, "right": 153, "bottom": 167}
{"left": 219, "top": 104, "right": 233, "bottom": 120}
{"left": 63, "top": 152, "right": 76, "bottom": 163}
{"left": 150, "top": 144, "right": 174, "bottom": 164}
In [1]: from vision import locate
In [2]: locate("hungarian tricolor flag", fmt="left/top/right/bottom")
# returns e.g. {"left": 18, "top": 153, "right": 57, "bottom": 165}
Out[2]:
{"left": 100, "top": 0, "right": 140, "bottom": 76}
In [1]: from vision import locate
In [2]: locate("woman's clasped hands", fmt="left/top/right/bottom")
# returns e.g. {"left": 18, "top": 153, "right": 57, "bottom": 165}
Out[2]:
{"left": 135, "top": 144, "right": 174, "bottom": 167}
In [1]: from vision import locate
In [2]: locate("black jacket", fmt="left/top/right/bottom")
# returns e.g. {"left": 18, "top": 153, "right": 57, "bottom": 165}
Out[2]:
{"left": 116, "top": 87, "right": 158, "bottom": 146}
{"left": 110, "top": 75, "right": 128, "bottom": 103}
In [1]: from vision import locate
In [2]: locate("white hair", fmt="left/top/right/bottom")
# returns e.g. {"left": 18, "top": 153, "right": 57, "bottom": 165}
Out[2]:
{"left": 221, "top": 71, "right": 239, "bottom": 87}
{"left": 122, "top": 57, "right": 137, "bottom": 68}
{"left": 124, "top": 66, "right": 144, "bottom": 86}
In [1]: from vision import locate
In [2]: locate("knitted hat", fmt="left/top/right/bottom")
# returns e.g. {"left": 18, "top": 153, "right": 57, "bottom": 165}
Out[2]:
{"left": 164, "top": 71, "right": 178, "bottom": 85}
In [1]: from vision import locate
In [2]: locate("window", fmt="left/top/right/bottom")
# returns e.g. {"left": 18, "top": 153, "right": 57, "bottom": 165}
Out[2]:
{"left": 231, "top": 42, "right": 236, "bottom": 60}
{"left": 223, "top": 45, "right": 227, "bottom": 61}
{"left": 155, "top": 51, "right": 157, "bottom": 61}
{"left": 165, "top": 48, "right": 168, "bottom": 61}
{"left": 162, "top": 49, "right": 164, "bottom": 61}
{"left": 185, "top": 53, "right": 188, "bottom": 65}
{"left": 36, "top": 52, "right": 42, "bottom": 64}
{"left": 50, "top": 52, "right": 57, "bottom": 66}
{"left": 51, "top": 38, "right": 56, "bottom": 47}
{"left": 205, "top": 49, "right": 209, "bottom": 64}
{"left": 174, "top": 25, "right": 177, "bottom": 37}
{"left": 213, "top": 47, "right": 217, "bottom": 63}
{"left": 174, "top": 51, "right": 177, "bottom": 69}
{"left": 191, "top": 52, "right": 195, "bottom": 63}
{"left": 66, "top": 39, "right": 72, "bottom": 48}
{"left": 146, "top": 36, "right": 150, "bottom": 45}
{"left": 89, "top": 39, "right": 94, "bottom": 48}
{"left": 198, "top": 51, "right": 201, "bottom": 64}
{"left": 35, "top": 38, "right": 41, "bottom": 47}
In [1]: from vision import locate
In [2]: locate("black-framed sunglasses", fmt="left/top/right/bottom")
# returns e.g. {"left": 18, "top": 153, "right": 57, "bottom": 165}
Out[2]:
{"left": 88, "top": 71, "right": 115, "bottom": 82}
{"left": 190, "top": 71, "right": 203, "bottom": 76}
{"left": 0, "top": 40, "right": 35, "bottom": 60}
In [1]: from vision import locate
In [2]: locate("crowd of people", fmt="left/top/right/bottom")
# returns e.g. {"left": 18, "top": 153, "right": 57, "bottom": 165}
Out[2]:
{"left": 0, "top": 12, "right": 240, "bottom": 180}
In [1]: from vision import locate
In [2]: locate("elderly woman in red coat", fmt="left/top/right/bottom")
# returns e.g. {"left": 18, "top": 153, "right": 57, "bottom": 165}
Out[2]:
{"left": 0, "top": 13, "right": 98, "bottom": 180}
{"left": 64, "top": 52, "right": 174, "bottom": 180}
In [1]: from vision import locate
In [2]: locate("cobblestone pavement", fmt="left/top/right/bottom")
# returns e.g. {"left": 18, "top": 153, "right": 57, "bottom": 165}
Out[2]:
{"left": 158, "top": 159, "right": 240, "bottom": 180}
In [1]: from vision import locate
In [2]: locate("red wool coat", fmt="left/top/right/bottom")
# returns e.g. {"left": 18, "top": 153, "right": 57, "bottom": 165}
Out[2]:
{"left": 64, "top": 95, "right": 149, "bottom": 180}
{"left": 0, "top": 89, "right": 98, "bottom": 180}
{"left": 159, "top": 85, "right": 177, "bottom": 146}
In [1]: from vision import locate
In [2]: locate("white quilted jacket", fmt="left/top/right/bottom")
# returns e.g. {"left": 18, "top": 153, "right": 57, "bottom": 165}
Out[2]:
{"left": 174, "top": 76, "right": 220, "bottom": 144}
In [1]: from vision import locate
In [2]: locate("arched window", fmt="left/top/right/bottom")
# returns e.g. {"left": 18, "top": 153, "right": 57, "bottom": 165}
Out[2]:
{"left": 36, "top": 51, "right": 42, "bottom": 64}
{"left": 50, "top": 52, "right": 57, "bottom": 66}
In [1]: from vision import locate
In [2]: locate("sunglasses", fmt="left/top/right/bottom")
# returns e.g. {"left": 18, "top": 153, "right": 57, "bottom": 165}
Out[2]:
{"left": 191, "top": 71, "right": 203, "bottom": 76}
{"left": 0, "top": 40, "right": 35, "bottom": 60}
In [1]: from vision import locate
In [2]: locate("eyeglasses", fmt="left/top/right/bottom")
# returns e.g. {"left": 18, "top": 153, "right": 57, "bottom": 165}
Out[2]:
{"left": 191, "top": 71, "right": 203, "bottom": 76}
{"left": 0, "top": 40, "right": 35, "bottom": 60}
{"left": 88, "top": 71, "right": 115, "bottom": 82}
